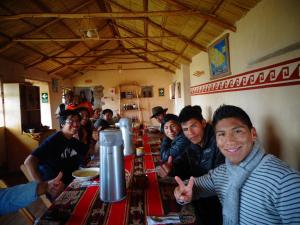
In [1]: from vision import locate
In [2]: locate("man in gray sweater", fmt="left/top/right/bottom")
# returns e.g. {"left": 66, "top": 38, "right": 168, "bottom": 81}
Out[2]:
{"left": 174, "top": 105, "right": 300, "bottom": 225}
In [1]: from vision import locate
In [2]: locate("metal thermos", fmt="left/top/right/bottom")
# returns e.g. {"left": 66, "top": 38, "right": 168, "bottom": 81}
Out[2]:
{"left": 99, "top": 130, "right": 126, "bottom": 202}
{"left": 119, "top": 118, "right": 135, "bottom": 156}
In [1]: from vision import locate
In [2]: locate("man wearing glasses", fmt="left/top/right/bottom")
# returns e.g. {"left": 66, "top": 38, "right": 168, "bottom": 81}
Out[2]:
{"left": 24, "top": 110, "right": 89, "bottom": 189}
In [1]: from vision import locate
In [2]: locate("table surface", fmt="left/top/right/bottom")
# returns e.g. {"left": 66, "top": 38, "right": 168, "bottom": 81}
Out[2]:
{"left": 36, "top": 132, "right": 194, "bottom": 225}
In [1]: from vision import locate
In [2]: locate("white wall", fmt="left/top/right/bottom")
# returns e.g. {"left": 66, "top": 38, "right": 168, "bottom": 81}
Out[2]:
{"left": 72, "top": 68, "right": 174, "bottom": 126}
{"left": 173, "top": 64, "right": 191, "bottom": 115}
{"left": 181, "top": 0, "right": 300, "bottom": 169}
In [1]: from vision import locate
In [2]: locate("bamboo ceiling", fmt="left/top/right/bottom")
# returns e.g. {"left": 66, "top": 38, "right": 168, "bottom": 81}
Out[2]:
{"left": 0, "top": 0, "right": 260, "bottom": 79}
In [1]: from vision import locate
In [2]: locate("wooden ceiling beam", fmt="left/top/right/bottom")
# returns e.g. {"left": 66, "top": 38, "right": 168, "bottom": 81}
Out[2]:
{"left": 25, "top": 42, "right": 81, "bottom": 69}
{"left": 0, "top": 42, "right": 15, "bottom": 54}
{"left": 32, "top": 0, "right": 92, "bottom": 52}
{"left": 68, "top": 60, "right": 156, "bottom": 66}
{"left": 102, "top": 0, "right": 127, "bottom": 54}
{"left": 18, "top": 42, "right": 65, "bottom": 67}
{"left": 71, "top": 0, "right": 134, "bottom": 78}
{"left": 90, "top": 47, "right": 172, "bottom": 53}
{"left": 0, "top": 0, "right": 94, "bottom": 54}
{"left": 13, "top": 35, "right": 181, "bottom": 42}
{"left": 109, "top": 0, "right": 206, "bottom": 53}
{"left": 52, "top": 55, "right": 137, "bottom": 59}
{"left": 147, "top": 19, "right": 206, "bottom": 52}
{"left": 56, "top": 41, "right": 125, "bottom": 79}
{"left": 114, "top": 23, "right": 191, "bottom": 63}
{"left": 144, "top": 0, "right": 148, "bottom": 50}
{"left": 161, "top": 0, "right": 236, "bottom": 32}
{"left": 0, "top": 10, "right": 234, "bottom": 20}
{"left": 30, "top": 0, "right": 91, "bottom": 76}
{"left": 26, "top": 23, "right": 110, "bottom": 68}
{"left": 92, "top": 49, "right": 178, "bottom": 55}
{"left": 0, "top": 1, "right": 86, "bottom": 77}
{"left": 48, "top": 40, "right": 113, "bottom": 75}
{"left": 126, "top": 47, "right": 175, "bottom": 74}
{"left": 86, "top": 67, "right": 159, "bottom": 71}
{"left": 52, "top": 50, "right": 175, "bottom": 58}
{"left": 58, "top": 0, "right": 138, "bottom": 78}
{"left": 67, "top": 66, "right": 160, "bottom": 80}
{"left": 171, "top": 0, "right": 225, "bottom": 64}
{"left": 63, "top": 43, "right": 124, "bottom": 79}
{"left": 127, "top": 48, "right": 175, "bottom": 74}
{"left": 114, "top": 23, "right": 180, "bottom": 68}
{"left": 124, "top": 40, "right": 180, "bottom": 69}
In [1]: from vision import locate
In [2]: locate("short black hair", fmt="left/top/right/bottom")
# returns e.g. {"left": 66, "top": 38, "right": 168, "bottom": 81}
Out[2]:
{"left": 59, "top": 109, "right": 81, "bottom": 127}
{"left": 102, "top": 108, "right": 113, "bottom": 115}
{"left": 212, "top": 105, "right": 253, "bottom": 129}
{"left": 178, "top": 105, "right": 203, "bottom": 123}
{"left": 162, "top": 114, "right": 179, "bottom": 129}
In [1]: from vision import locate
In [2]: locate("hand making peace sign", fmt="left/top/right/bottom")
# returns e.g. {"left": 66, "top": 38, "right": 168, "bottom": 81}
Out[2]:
{"left": 174, "top": 176, "right": 194, "bottom": 205}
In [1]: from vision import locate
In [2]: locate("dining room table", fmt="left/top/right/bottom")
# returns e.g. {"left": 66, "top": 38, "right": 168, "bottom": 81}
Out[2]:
{"left": 35, "top": 129, "right": 196, "bottom": 225}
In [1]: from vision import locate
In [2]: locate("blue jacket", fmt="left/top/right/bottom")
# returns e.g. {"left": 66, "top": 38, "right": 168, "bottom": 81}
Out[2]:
{"left": 160, "top": 132, "right": 190, "bottom": 162}
{"left": 0, "top": 181, "right": 38, "bottom": 215}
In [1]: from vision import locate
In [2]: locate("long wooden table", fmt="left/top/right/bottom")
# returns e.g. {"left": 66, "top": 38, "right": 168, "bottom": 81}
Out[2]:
{"left": 35, "top": 132, "right": 191, "bottom": 225}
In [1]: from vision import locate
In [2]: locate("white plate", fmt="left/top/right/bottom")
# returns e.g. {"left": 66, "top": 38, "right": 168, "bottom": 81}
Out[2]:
{"left": 72, "top": 167, "right": 99, "bottom": 181}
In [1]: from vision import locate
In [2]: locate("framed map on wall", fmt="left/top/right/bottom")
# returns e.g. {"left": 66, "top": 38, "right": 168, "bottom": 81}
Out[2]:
{"left": 208, "top": 33, "right": 231, "bottom": 79}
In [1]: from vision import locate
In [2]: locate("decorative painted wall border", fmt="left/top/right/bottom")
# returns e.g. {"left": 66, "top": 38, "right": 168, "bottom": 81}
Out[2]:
{"left": 190, "top": 57, "right": 300, "bottom": 96}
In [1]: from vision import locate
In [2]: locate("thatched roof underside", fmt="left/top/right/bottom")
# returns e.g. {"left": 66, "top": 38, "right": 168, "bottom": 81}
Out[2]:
{"left": 0, "top": 0, "right": 260, "bottom": 79}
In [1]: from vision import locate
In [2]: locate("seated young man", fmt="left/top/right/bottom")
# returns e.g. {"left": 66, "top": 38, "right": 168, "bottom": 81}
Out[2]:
{"left": 157, "top": 105, "right": 224, "bottom": 225}
{"left": 160, "top": 114, "right": 190, "bottom": 162}
{"left": 174, "top": 105, "right": 300, "bottom": 225}
{"left": 94, "top": 108, "right": 114, "bottom": 131}
{"left": 24, "top": 110, "right": 89, "bottom": 186}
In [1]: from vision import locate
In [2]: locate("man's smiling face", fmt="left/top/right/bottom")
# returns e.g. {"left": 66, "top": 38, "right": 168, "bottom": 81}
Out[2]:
{"left": 215, "top": 117, "right": 257, "bottom": 165}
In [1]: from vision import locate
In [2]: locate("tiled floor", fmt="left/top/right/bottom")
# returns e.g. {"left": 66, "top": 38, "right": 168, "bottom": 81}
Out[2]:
{"left": 0, "top": 171, "right": 47, "bottom": 225}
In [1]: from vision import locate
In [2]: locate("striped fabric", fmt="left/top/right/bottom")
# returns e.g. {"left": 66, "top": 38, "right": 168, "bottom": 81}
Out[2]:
{"left": 194, "top": 155, "right": 300, "bottom": 225}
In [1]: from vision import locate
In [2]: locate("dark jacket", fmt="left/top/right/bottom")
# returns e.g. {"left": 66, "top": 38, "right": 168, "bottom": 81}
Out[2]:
{"left": 172, "top": 123, "right": 224, "bottom": 180}
{"left": 160, "top": 132, "right": 190, "bottom": 162}
{"left": 171, "top": 124, "right": 224, "bottom": 225}
{"left": 94, "top": 118, "right": 110, "bottom": 131}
